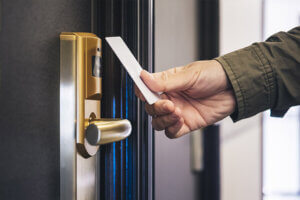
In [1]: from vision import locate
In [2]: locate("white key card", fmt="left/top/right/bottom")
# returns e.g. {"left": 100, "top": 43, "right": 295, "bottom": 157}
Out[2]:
{"left": 105, "top": 36, "right": 160, "bottom": 105}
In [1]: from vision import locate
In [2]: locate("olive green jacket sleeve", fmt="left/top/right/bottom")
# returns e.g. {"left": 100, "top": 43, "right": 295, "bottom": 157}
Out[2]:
{"left": 215, "top": 26, "right": 300, "bottom": 122}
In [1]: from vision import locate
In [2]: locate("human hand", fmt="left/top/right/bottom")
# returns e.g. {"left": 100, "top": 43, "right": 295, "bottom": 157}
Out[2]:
{"left": 135, "top": 60, "right": 236, "bottom": 138}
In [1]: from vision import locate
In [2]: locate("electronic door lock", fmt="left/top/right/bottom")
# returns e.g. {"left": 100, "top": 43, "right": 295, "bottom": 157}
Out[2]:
{"left": 60, "top": 32, "right": 132, "bottom": 158}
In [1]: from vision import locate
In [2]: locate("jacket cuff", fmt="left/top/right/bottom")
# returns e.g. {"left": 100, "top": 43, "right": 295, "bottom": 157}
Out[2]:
{"left": 215, "top": 44, "right": 276, "bottom": 121}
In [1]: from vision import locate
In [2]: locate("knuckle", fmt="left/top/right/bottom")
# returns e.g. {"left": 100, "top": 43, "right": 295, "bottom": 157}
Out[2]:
{"left": 145, "top": 108, "right": 151, "bottom": 115}
{"left": 153, "top": 104, "right": 161, "bottom": 113}
{"left": 158, "top": 72, "right": 168, "bottom": 92}
{"left": 165, "top": 130, "right": 176, "bottom": 139}
{"left": 160, "top": 71, "right": 168, "bottom": 81}
{"left": 154, "top": 101, "right": 167, "bottom": 114}
{"left": 152, "top": 120, "right": 158, "bottom": 130}
{"left": 145, "top": 104, "right": 153, "bottom": 115}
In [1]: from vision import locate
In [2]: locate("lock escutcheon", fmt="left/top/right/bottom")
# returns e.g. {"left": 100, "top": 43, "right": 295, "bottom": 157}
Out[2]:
{"left": 60, "top": 32, "right": 132, "bottom": 158}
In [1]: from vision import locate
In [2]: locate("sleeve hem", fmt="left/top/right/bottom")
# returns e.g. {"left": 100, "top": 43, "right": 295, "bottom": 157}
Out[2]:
{"left": 215, "top": 57, "right": 246, "bottom": 122}
{"left": 252, "top": 44, "right": 277, "bottom": 109}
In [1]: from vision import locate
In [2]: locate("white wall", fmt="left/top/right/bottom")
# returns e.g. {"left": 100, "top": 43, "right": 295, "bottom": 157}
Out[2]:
{"left": 219, "top": 0, "right": 263, "bottom": 200}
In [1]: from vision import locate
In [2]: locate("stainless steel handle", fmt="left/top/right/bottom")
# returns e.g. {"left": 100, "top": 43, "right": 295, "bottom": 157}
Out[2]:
{"left": 85, "top": 119, "right": 132, "bottom": 146}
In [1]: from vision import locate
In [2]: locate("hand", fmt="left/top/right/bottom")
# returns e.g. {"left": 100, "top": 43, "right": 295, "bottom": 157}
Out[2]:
{"left": 135, "top": 60, "right": 236, "bottom": 138}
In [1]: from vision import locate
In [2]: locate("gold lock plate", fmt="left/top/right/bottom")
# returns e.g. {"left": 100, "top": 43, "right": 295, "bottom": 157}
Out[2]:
{"left": 60, "top": 32, "right": 132, "bottom": 158}
{"left": 61, "top": 32, "right": 102, "bottom": 158}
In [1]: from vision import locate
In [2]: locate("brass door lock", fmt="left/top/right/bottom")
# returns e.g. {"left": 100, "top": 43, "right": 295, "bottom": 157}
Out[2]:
{"left": 60, "top": 32, "right": 132, "bottom": 158}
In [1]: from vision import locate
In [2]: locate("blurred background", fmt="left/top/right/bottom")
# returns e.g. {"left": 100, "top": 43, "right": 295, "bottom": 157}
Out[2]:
{"left": 155, "top": 0, "right": 300, "bottom": 200}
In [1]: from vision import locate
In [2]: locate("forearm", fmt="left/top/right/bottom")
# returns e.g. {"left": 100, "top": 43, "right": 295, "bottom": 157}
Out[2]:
{"left": 215, "top": 26, "right": 300, "bottom": 121}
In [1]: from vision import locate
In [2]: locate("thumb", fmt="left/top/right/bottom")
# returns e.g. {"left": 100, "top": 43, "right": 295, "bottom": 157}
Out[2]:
{"left": 140, "top": 66, "right": 194, "bottom": 93}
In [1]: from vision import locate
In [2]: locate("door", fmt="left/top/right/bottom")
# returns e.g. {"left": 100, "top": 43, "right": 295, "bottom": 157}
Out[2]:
{"left": 0, "top": 0, "right": 153, "bottom": 199}
{"left": 0, "top": 1, "right": 90, "bottom": 199}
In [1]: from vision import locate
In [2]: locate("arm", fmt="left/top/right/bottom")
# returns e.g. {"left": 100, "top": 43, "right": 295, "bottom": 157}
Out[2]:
{"left": 216, "top": 26, "right": 300, "bottom": 121}
{"left": 135, "top": 26, "right": 300, "bottom": 138}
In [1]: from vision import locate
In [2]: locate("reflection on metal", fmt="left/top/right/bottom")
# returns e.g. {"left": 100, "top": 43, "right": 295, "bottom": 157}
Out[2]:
{"left": 146, "top": 1, "right": 154, "bottom": 198}
{"left": 83, "top": 100, "right": 100, "bottom": 157}
{"left": 60, "top": 32, "right": 99, "bottom": 200}
{"left": 87, "top": 118, "right": 132, "bottom": 145}
{"left": 77, "top": 153, "right": 97, "bottom": 200}
{"left": 190, "top": 129, "right": 204, "bottom": 172}
{"left": 60, "top": 32, "right": 132, "bottom": 200}
{"left": 60, "top": 34, "right": 77, "bottom": 200}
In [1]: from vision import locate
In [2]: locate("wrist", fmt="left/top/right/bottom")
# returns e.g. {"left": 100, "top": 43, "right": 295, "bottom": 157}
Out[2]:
{"left": 209, "top": 59, "right": 232, "bottom": 91}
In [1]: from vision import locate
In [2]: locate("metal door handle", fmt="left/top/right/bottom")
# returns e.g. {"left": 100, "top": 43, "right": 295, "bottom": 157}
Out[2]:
{"left": 86, "top": 118, "right": 132, "bottom": 145}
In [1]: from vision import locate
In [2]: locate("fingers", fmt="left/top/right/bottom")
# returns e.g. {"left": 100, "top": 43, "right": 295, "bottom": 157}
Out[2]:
{"left": 153, "top": 117, "right": 190, "bottom": 139}
{"left": 165, "top": 118, "right": 185, "bottom": 138}
{"left": 145, "top": 100, "right": 187, "bottom": 137}
{"left": 151, "top": 107, "right": 188, "bottom": 139}
{"left": 140, "top": 65, "right": 196, "bottom": 92}
{"left": 152, "top": 107, "right": 181, "bottom": 130}
{"left": 145, "top": 100, "right": 175, "bottom": 116}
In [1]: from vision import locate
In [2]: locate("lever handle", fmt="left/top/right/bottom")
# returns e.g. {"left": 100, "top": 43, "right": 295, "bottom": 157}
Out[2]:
{"left": 85, "top": 119, "right": 132, "bottom": 145}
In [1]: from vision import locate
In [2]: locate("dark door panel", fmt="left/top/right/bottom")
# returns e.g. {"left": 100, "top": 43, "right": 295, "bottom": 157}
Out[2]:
{"left": 0, "top": 1, "right": 91, "bottom": 199}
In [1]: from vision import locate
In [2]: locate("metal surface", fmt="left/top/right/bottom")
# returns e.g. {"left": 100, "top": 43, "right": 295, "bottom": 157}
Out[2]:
{"left": 148, "top": 1, "right": 154, "bottom": 198}
{"left": 87, "top": 119, "right": 132, "bottom": 145}
{"left": 60, "top": 35, "right": 77, "bottom": 200}
{"left": 77, "top": 154, "right": 97, "bottom": 200}
{"left": 61, "top": 32, "right": 102, "bottom": 158}
{"left": 60, "top": 32, "right": 134, "bottom": 200}
{"left": 70, "top": 32, "right": 101, "bottom": 158}
{"left": 60, "top": 33, "right": 98, "bottom": 200}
